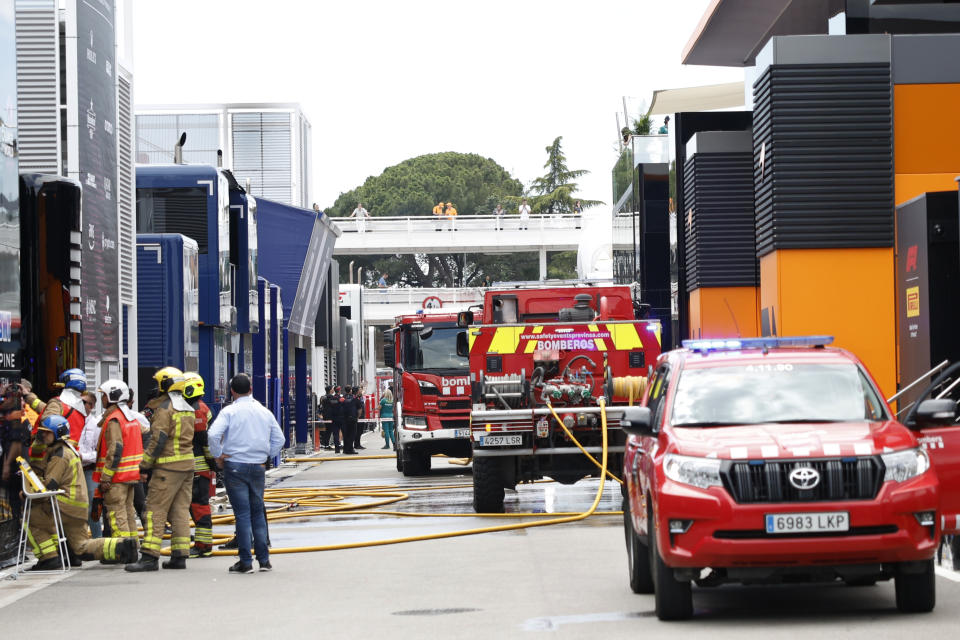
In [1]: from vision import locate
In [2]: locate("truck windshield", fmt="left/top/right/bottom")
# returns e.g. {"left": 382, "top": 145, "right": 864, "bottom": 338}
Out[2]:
{"left": 403, "top": 326, "right": 467, "bottom": 372}
{"left": 670, "top": 363, "right": 888, "bottom": 427}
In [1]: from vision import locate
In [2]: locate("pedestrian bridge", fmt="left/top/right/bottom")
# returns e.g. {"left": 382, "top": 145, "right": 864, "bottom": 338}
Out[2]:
{"left": 361, "top": 287, "right": 484, "bottom": 325}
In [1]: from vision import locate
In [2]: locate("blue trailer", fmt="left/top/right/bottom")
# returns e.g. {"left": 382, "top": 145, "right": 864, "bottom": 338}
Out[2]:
{"left": 136, "top": 164, "right": 258, "bottom": 410}
{"left": 135, "top": 233, "right": 199, "bottom": 402}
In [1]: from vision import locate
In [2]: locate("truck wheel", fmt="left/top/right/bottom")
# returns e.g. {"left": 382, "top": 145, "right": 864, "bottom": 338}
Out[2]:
{"left": 623, "top": 497, "right": 653, "bottom": 594}
{"left": 396, "top": 446, "right": 403, "bottom": 472}
{"left": 402, "top": 448, "right": 430, "bottom": 476}
{"left": 895, "top": 559, "right": 935, "bottom": 613}
{"left": 652, "top": 517, "right": 693, "bottom": 620}
{"left": 472, "top": 456, "right": 505, "bottom": 513}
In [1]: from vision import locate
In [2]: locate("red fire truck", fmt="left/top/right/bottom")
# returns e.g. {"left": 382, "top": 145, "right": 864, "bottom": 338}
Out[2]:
{"left": 460, "top": 284, "right": 662, "bottom": 512}
{"left": 383, "top": 312, "right": 472, "bottom": 476}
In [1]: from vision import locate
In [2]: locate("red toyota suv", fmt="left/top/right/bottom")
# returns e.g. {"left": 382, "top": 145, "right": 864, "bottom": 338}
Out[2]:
{"left": 621, "top": 336, "right": 960, "bottom": 620}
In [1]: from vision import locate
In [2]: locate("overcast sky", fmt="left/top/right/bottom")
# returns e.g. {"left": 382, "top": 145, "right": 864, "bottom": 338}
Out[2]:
{"left": 132, "top": 0, "right": 742, "bottom": 211}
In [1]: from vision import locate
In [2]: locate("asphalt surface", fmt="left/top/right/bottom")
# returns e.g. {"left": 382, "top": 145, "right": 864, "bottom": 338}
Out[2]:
{"left": 2, "top": 430, "right": 959, "bottom": 638}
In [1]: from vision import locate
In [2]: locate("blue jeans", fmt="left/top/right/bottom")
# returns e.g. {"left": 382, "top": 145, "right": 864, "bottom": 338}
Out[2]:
{"left": 83, "top": 467, "right": 103, "bottom": 538}
{"left": 223, "top": 461, "right": 269, "bottom": 565}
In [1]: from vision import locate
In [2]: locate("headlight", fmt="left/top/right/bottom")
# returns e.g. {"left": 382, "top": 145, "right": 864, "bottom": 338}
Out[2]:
{"left": 404, "top": 416, "right": 427, "bottom": 429}
{"left": 663, "top": 454, "right": 723, "bottom": 489}
{"left": 418, "top": 381, "right": 438, "bottom": 395}
{"left": 881, "top": 448, "right": 929, "bottom": 483}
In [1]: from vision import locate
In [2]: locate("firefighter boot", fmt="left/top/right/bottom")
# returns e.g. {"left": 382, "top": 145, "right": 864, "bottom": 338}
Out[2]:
{"left": 162, "top": 554, "right": 187, "bottom": 570}
{"left": 124, "top": 553, "right": 159, "bottom": 572}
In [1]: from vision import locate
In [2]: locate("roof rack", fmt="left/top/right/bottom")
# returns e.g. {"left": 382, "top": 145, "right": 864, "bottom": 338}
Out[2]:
{"left": 490, "top": 279, "right": 615, "bottom": 288}
{"left": 681, "top": 336, "right": 834, "bottom": 353}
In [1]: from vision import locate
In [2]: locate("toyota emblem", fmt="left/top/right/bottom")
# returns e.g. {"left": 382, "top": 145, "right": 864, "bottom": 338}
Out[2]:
{"left": 789, "top": 466, "right": 820, "bottom": 490}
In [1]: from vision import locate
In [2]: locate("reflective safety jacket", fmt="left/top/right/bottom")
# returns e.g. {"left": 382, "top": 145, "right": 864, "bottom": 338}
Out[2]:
{"left": 42, "top": 441, "right": 89, "bottom": 519}
{"left": 432, "top": 204, "right": 444, "bottom": 217}
{"left": 92, "top": 406, "right": 144, "bottom": 484}
{"left": 192, "top": 400, "right": 216, "bottom": 473}
{"left": 141, "top": 394, "right": 196, "bottom": 472}
{"left": 28, "top": 396, "right": 86, "bottom": 471}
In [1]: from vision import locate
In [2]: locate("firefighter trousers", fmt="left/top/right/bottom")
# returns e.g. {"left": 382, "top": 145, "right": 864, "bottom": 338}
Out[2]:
{"left": 190, "top": 471, "right": 216, "bottom": 549}
{"left": 104, "top": 482, "right": 138, "bottom": 540}
{"left": 27, "top": 504, "right": 122, "bottom": 561}
{"left": 142, "top": 468, "right": 193, "bottom": 558}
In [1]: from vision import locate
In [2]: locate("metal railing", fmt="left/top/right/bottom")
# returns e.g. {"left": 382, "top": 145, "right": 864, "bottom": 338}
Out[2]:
{"left": 328, "top": 212, "right": 583, "bottom": 234}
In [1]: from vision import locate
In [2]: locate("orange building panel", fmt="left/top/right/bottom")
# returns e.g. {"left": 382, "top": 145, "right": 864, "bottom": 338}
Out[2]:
{"left": 759, "top": 248, "right": 896, "bottom": 399}
{"left": 688, "top": 287, "right": 759, "bottom": 340}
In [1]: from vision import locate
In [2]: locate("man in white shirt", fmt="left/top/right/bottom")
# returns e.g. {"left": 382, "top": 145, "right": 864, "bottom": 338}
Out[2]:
{"left": 77, "top": 391, "right": 103, "bottom": 537}
{"left": 518, "top": 198, "right": 531, "bottom": 231}
{"left": 350, "top": 202, "right": 370, "bottom": 233}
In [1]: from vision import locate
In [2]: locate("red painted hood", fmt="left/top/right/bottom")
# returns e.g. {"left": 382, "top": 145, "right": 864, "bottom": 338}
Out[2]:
{"left": 668, "top": 421, "right": 916, "bottom": 459}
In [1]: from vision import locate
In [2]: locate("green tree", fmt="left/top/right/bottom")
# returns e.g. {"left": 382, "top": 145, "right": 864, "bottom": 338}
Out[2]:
{"left": 327, "top": 152, "right": 535, "bottom": 287}
{"left": 528, "top": 136, "right": 603, "bottom": 215}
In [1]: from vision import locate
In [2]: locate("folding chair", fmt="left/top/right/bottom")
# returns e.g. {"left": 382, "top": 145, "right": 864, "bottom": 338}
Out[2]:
{"left": 17, "top": 464, "right": 70, "bottom": 574}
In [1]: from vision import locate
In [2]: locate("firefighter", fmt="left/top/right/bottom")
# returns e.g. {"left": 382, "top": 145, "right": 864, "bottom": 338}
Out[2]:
{"left": 126, "top": 370, "right": 195, "bottom": 572}
{"left": 26, "top": 415, "right": 138, "bottom": 571}
{"left": 93, "top": 379, "right": 143, "bottom": 557}
{"left": 181, "top": 372, "right": 217, "bottom": 558}
{"left": 23, "top": 368, "right": 89, "bottom": 471}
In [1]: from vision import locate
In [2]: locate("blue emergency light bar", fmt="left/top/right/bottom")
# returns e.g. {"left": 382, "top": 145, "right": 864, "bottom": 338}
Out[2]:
{"left": 681, "top": 336, "right": 834, "bottom": 352}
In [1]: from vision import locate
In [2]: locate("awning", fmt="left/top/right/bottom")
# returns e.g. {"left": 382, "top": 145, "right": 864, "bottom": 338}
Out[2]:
{"left": 256, "top": 199, "right": 341, "bottom": 341}
{"left": 649, "top": 82, "right": 745, "bottom": 115}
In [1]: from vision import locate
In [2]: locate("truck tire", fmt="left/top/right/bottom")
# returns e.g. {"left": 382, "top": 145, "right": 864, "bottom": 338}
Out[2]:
{"left": 895, "top": 559, "right": 935, "bottom": 613}
{"left": 402, "top": 447, "right": 431, "bottom": 476}
{"left": 396, "top": 446, "right": 404, "bottom": 472}
{"left": 652, "top": 516, "right": 693, "bottom": 620}
{"left": 472, "top": 456, "right": 505, "bottom": 513}
{"left": 623, "top": 497, "right": 653, "bottom": 594}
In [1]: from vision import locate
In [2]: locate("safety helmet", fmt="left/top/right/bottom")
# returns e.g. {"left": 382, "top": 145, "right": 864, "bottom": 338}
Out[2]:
{"left": 153, "top": 367, "right": 183, "bottom": 394}
{"left": 173, "top": 372, "right": 205, "bottom": 400}
{"left": 59, "top": 368, "right": 87, "bottom": 392}
{"left": 38, "top": 415, "right": 71, "bottom": 442}
{"left": 99, "top": 379, "right": 130, "bottom": 405}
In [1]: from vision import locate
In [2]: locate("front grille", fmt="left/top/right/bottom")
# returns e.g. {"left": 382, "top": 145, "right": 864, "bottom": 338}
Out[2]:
{"left": 440, "top": 419, "right": 470, "bottom": 430}
{"left": 713, "top": 525, "right": 897, "bottom": 539}
{"left": 723, "top": 457, "right": 884, "bottom": 503}
{"left": 438, "top": 399, "right": 471, "bottom": 410}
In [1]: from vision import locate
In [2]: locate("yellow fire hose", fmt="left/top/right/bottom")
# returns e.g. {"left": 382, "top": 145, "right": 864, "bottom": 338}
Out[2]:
{"left": 156, "top": 398, "right": 615, "bottom": 556}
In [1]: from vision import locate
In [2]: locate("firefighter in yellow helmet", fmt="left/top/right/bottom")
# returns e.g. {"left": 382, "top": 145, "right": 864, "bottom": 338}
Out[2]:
{"left": 126, "top": 369, "right": 195, "bottom": 572}
{"left": 26, "top": 415, "right": 138, "bottom": 570}
{"left": 180, "top": 373, "right": 217, "bottom": 557}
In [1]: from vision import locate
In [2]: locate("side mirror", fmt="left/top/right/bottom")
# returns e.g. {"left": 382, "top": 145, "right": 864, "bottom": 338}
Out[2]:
{"left": 420, "top": 326, "right": 434, "bottom": 340}
{"left": 457, "top": 311, "right": 474, "bottom": 328}
{"left": 456, "top": 331, "right": 469, "bottom": 358}
{"left": 620, "top": 406, "right": 654, "bottom": 437}
{"left": 913, "top": 398, "right": 958, "bottom": 429}
{"left": 382, "top": 330, "right": 396, "bottom": 369}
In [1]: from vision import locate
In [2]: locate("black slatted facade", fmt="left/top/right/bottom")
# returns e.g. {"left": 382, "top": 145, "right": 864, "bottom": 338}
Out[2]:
{"left": 753, "top": 63, "right": 894, "bottom": 257}
{"left": 683, "top": 151, "right": 757, "bottom": 291}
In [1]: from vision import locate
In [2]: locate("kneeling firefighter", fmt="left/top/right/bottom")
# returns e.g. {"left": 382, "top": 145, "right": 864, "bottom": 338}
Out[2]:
{"left": 24, "top": 368, "right": 89, "bottom": 472}
{"left": 126, "top": 369, "right": 195, "bottom": 572}
{"left": 92, "top": 379, "right": 143, "bottom": 556}
{"left": 181, "top": 373, "right": 217, "bottom": 558}
{"left": 27, "top": 416, "right": 137, "bottom": 571}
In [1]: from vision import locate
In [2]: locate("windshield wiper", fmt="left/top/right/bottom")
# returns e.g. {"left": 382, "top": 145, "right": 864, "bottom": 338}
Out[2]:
{"left": 762, "top": 419, "right": 845, "bottom": 424}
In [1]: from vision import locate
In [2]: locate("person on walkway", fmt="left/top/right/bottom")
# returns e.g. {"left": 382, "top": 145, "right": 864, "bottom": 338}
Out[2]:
{"left": 207, "top": 374, "right": 284, "bottom": 574}
{"left": 493, "top": 204, "right": 504, "bottom": 231}
{"left": 658, "top": 116, "right": 669, "bottom": 135}
{"left": 26, "top": 415, "right": 137, "bottom": 571}
{"left": 350, "top": 202, "right": 370, "bottom": 233}
{"left": 444, "top": 202, "right": 458, "bottom": 231}
{"left": 432, "top": 201, "right": 445, "bottom": 232}
{"left": 126, "top": 370, "right": 195, "bottom": 572}
{"left": 1, "top": 383, "right": 31, "bottom": 528}
{"left": 77, "top": 391, "right": 102, "bottom": 537}
{"left": 93, "top": 379, "right": 143, "bottom": 556}
{"left": 518, "top": 198, "right": 531, "bottom": 231}
{"left": 320, "top": 385, "right": 336, "bottom": 450}
{"left": 180, "top": 373, "right": 217, "bottom": 559}
{"left": 127, "top": 389, "right": 149, "bottom": 525}
{"left": 379, "top": 388, "right": 395, "bottom": 450}
{"left": 353, "top": 387, "right": 366, "bottom": 451}
{"left": 341, "top": 387, "right": 359, "bottom": 455}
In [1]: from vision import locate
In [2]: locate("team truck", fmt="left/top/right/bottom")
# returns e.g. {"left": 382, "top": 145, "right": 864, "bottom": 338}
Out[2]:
{"left": 383, "top": 312, "right": 472, "bottom": 476}
{"left": 460, "top": 284, "right": 662, "bottom": 512}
